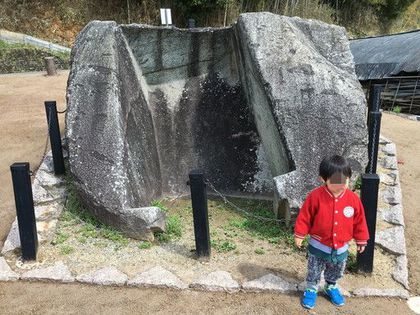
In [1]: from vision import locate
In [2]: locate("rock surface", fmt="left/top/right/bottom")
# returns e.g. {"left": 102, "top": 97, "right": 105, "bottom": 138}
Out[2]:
{"left": 21, "top": 261, "right": 74, "bottom": 283}
{"left": 380, "top": 204, "right": 404, "bottom": 226}
{"left": 127, "top": 266, "right": 187, "bottom": 289}
{"left": 235, "top": 14, "right": 368, "bottom": 212}
{"left": 353, "top": 288, "right": 410, "bottom": 299}
{"left": 190, "top": 270, "right": 239, "bottom": 292}
{"left": 381, "top": 156, "right": 398, "bottom": 170}
{"left": 408, "top": 297, "right": 420, "bottom": 314}
{"left": 66, "top": 13, "right": 367, "bottom": 238}
{"left": 1, "top": 219, "right": 20, "bottom": 255}
{"left": 242, "top": 274, "right": 297, "bottom": 292}
{"left": 0, "top": 257, "right": 19, "bottom": 281}
{"left": 382, "top": 185, "right": 403, "bottom": 205}
{"left": 76, "top": 266, "right": 128, "bottom": 286}
{"left": 376, "top": 226, "right": 406, "bottom": 255}
{"left": 382, "top": 143, "right": 396, "bottom": 156}
{"left": 392, "top": 255, "right": 409, "bottom": 289}
{"left": 379, "top": 172, "right": 398, "bottom": 186}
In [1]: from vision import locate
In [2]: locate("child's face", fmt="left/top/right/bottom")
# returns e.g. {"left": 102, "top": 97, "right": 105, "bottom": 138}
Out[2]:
{"left": 323, "top": 172, "right": 349, "bottom": 195}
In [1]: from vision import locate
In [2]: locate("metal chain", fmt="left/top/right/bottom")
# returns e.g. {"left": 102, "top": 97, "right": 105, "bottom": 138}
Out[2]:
{"left": 30, "top": 108, "right": 63, "bottom": 201}
{"left": 205, "top": 179, "right": 289, "bottom": 224}
{"left": 57, "top": 108, "right": 67, "bottom": 114}
{"left": 168, "top": 192, "right": 191, "bottom": 203}
{"left": 30, "top": 108, "right": 52, "bottom": 177}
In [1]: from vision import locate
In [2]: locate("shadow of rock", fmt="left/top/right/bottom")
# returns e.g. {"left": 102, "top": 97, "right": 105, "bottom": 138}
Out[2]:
{"left": 160, "top": 242, "right": 196, "bottom": 260}
{"left": 237, "top": 262, "right": 302, "bottom": 284}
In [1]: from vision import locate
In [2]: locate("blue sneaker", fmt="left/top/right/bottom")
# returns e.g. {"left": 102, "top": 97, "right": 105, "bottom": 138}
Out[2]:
{"left": 324, "top": 284, "right": 345, "bottom": 306}
{"left": 301, "top": 289, "right": 317, "bottom": 309}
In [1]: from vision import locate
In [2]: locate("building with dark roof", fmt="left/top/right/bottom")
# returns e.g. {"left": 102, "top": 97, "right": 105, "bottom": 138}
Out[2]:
{"left": 350, "top": 30, "right": 420, "bottom": 114}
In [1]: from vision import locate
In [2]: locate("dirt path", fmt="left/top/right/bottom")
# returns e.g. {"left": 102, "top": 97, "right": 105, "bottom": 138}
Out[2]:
{"left": 381, "top": 113, "right": 420, "bottom": 296}
{"left": 0, "top": 73, "right": 416, "bottom": 314}
{"left": 0, "top": 282, "right": 410, "bottom": 315}
{"left": 0, "top": 71, "right": 67, "bottom": 247}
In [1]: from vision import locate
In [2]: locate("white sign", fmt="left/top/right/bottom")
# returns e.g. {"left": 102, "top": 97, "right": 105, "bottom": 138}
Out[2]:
{"left": 160, "top": 8, "right": 172, "bottom": 26}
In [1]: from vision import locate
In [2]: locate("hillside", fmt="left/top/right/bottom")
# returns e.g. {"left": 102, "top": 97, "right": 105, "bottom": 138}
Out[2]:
{"left": 0, "top": 40, "right": 70, "bottom": 73}
{"left": 0, "top": 0, "right": 419, "bottom": 48}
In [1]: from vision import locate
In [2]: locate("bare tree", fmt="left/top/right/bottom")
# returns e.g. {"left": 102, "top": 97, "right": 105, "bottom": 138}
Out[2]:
{"left": 127, "top": 0, "right": 130, "bottom": 23}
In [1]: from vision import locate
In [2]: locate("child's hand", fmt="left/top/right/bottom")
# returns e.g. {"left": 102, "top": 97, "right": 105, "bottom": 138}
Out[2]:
{"left": 357, "top": 245, "right": 366, "bottom": 253}
{"left": 295, "top": 237, "right": 303, "bottom": 248}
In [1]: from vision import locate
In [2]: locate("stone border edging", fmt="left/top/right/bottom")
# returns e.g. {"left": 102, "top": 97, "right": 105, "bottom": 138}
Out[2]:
{"left": 0, "top": 141, "right": 411, "bottom": 299}
{"left": 1, "top": 153, "right": 66, "bottom": 256}
{"left": 376, "top": 136, "right": 409, "bottom": 290}
{"left": 0, "top": 261, "right": 411, "bottom": 299}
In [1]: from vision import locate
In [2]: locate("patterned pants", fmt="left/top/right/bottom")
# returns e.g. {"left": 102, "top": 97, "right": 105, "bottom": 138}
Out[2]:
{"left": 306, "top": 253, "right": 347, "bottom": 291}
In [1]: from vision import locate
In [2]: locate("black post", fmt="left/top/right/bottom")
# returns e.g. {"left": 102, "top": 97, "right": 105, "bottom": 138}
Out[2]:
{"left": 367, "top": 84, "right": 382, "bottom": 126}
{"left": 356, "top": 173, "right": 380, "bottom": 273}
{"left": 187, "top": 18, "right": 196, "bottom": 28}
{"left": 10, "top": 162, "right": 38, "bottom": 261}
{"left": 366, "top": 111, "right": 382, "bottom": 174}
{"left": 188, "top": 170, "right": 211, "bottom": 258}
{"left": 45, "top": 101, "right": 65, "bottom": 175}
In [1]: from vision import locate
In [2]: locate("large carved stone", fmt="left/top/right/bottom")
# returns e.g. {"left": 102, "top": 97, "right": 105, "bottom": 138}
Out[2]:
{"left": 235, "top": 14, "right": 368, "bottom": 214}
{"left": 66, "top": 13, "right": 367, "bottom": 239}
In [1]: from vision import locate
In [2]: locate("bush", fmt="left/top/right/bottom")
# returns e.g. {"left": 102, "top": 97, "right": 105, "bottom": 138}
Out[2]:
{"left": 154, "top": 214, "right": 183, "bottom": 242}
{"left": 0, "top": 40, "right": 70, "bottom": 74}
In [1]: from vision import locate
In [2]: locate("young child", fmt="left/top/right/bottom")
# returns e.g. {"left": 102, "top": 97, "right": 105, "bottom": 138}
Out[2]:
{"left": 294, "top": 155, "right": 369, "bottom": 309}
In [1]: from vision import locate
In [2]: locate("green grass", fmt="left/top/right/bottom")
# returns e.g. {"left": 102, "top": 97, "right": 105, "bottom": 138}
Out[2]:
{"left": 228, "top": 218, "right": 247, "bottom": 228}
{"left": 0, "top": 39, "right": 70, "bottom": 56}
{"left": 59, "top": 245, "right": 74, "bottom": 255}
{"left": 59, "top": 175, "right": 300, "bottom": 256}
{"left": 138, "top": 241, "right": 152, "bottom": 249}
{"left": 254, "top": 248, "right": 265, "bottom": 255}
{"left": 60, "top": 210, "right": 78, "bottom": 224}
{"left": 0, "top": 40, "right": 70, "bottom": 73}
{"left": 392, "top": 106, "right": 402, "bottom": 114}
{"left": 64, "top": 179, "right": 102, "bottom": 227}
{"left": 223, "top": 198, "right": 297, "bottom": 248}
{"left": 55, "top": 174, "right": 130, "bottom": 250}
{"left": 154, "top": 196, "right": 303, "bottom": 254}
{"left": 154, "top": 214, "right": 183, "bottom": 243}
{"left": 346, "top": 251, "right": 358, "bottom": 273}
{"left": 52, "top": 231, "right": 70, "bottom": 245}
{"left": 93, "top": 240, "right": 108, "bottom": 248}
{"left": 155, "top": 232, "right": 171, "bottom": 242}
{"left": 77, "top": 223, "right": 99, "bottom": 238}
{"left": 151, "top": 199, "right": 169, "bottom": 212}
{"left": 0, "top": 40, "right": 31, "bottom": 49}
{"left": 77, "top": 236, "right": 87, "bottom": 244}
{"left": 353, "top": 175, "right": 362, "bottom": 191}
{"left": 166, "top": 215, "right": 182, "bottom": 237}
{"left": 99, "top": 228, "right": 129, "bottom": 246}
{"left": 211, "top": 239, "right": 237, "bottom": 252}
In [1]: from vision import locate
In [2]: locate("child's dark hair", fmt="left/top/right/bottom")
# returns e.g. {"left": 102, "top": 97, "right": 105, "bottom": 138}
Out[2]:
{"left": 319, "top": 155, "right": 352, "bottom": 181}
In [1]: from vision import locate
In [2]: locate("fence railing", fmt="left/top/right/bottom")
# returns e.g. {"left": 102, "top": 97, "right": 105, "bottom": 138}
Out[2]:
{"left": 9, "top": 100, "right": 66, "bottom": 261}
{"left": 364, "top": 75, "right": 420, "bottom": 114}
{"left": 0, "top": 29, "right": 71, "bottom": 54}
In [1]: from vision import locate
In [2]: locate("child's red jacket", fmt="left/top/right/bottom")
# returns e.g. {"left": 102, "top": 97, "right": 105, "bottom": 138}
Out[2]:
{"left": 294, "top": 186, "right": 369, "bottom": 249}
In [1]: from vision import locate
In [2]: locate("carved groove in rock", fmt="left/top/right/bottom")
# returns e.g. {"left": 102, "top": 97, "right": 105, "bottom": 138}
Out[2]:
{"left": 66, "top": 13, "right": 367, "bottom": 239}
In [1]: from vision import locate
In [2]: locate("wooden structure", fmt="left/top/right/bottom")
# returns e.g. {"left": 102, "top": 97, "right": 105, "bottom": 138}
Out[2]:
{"left": 350, "top": 30, "right": 420, "bottom": 114}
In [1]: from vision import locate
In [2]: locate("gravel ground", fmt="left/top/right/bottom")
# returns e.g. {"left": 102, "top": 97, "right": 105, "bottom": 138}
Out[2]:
{"left": 0, "top": 72, "right": 416, "bottom": 314}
